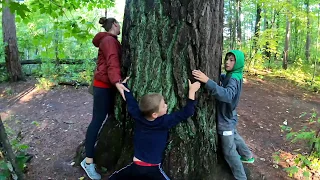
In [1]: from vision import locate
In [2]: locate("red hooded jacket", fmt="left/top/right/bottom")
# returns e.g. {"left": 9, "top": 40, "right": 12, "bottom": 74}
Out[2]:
{"left": 92, "top": 32, "right": 122, "bottom": 88}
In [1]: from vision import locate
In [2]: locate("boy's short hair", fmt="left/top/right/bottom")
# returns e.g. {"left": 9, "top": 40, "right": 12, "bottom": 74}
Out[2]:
{"left": 225, "top": 53, "right": 236, "bottom": 60}
{"left": 139, "top": 93, "right": 163, "bottom": 117}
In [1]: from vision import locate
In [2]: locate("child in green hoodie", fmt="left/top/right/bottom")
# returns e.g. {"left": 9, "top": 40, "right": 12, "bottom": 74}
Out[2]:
{"left": 192, "top": 50, "right": 254, "bottom": 180}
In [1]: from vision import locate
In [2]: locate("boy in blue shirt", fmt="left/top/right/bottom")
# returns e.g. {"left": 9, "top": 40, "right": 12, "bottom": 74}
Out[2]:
{"left": 192, "top": 50, "right": 254, "bottom": 180}
{"left": 109, "top": 79, "right": 200, "bottom": 180}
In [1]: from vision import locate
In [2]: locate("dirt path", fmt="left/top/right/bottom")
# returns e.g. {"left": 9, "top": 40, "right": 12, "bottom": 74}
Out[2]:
{"left": 0, "top": 77, "right": 319, "bottom": 180}
{"left": 238, "top": 77, "right": 320, "bottom": 180}
{"left": 0, "top": 79, "right": 92, "bottom": 179}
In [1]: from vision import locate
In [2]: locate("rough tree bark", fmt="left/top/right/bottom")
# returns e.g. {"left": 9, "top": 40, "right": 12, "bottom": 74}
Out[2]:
{"left": 2, "top": 1, "right": 24, "bottom": 82}
{"left": 77, "top": 0, "right": 259, "bottom": 179}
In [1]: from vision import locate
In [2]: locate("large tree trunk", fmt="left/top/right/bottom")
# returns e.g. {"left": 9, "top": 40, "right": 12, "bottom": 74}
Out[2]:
{"left": 91, "top": 0, "right": 240, "bottom": 179}
{"left": 2, "top": 2, "right": 24, "bottom": 82}
{"left": 74, "top": 1, "right": 264, "bottom": 179}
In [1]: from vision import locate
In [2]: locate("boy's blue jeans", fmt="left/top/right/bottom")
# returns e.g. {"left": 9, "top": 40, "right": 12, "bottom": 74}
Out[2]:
{"left": 220, "top": 129, "right": 252, "bottom": 180}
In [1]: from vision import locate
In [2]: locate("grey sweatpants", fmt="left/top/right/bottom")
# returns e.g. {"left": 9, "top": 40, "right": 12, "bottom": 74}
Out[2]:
{"left": 220, "top": 129, "right": 252, "bottom": 180}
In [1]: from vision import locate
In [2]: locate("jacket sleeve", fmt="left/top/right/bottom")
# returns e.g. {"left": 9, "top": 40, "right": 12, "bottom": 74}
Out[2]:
{"left": 205, "top": 78, "right": 238, "bottom": 103}
{"left": 161, "top": 99, "right": 197, "bottom": 129}
{"left": 220, "top": 74, "right": 226, "bottom": 81}
{"left": 123, "top": 83, "right": 142, "bottom": 120}
{"left": 100, "top": 37, "right": 122, "bottom": 84}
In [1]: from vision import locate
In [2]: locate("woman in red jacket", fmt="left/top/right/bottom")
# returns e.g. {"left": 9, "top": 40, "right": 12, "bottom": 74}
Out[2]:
{"left": 81, "top": 17, "right": 128, "bottom": 180}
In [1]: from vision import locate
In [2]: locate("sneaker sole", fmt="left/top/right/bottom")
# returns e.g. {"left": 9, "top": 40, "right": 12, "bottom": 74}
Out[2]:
{"left": 80, "top": 161, "right": 101, "bottom": 180}
{"left": 241, "top": 160, "right": 254, "bottom": 164}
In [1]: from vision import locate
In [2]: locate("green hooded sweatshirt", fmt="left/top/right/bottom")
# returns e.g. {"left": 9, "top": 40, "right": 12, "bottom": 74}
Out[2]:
{"left": 225, "top": 50, "right": 245, "bottom": 81}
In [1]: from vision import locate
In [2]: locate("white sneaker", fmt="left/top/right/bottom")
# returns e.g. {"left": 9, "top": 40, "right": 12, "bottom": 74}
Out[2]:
{"left": 80, "top": 158, "right": 101, "bottom": 180}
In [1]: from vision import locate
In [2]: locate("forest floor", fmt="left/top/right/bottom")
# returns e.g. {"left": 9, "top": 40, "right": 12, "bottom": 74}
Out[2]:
{"left": 0, "top": 76, "right": 319, "bottom": 180}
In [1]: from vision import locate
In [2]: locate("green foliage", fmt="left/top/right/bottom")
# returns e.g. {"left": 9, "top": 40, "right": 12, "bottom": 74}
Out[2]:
{"left": 275, "top": 111, "right": 320, "bottom": 178}
{"left": 280, "top": 124, "right": 292, "bottom": 132}
{"left": 271, "top": 63, "right": 320, "bottom": 92}
{"left": 0, "top": 68, "right": 6, "bottom": 83}
{"left": 286, "top": 111, "right": 320, "bottom": 155}
{"left": 0, "top": 0, "right": 118, "bottom": 84}
{"left": 2, "top": 0, "right": 31, "bottom": 18}
{"left": 2, "top": 0, "right": 114, "bottom": 20}
{"left": 34, "top": 59, "right": 95, "bottom": 90}
{"left": 282, "top": 154, "right": 320, "bottom": 178}
{"left": 245, "top": 57, "right": 320, "bottom": 93}
{"left": 4, "top": 87, "right": 13, "bottom": 96}
{"left": 31, "top": 121, "right": 40, "bottom": 127}
{"left": 284, "top": 166, "right": 299, "bottom": 178}
{"left": 272, "top": 151, "right": 281, "bottom": 164}
{"left": 20, "top": 0, "right": 115, "bottom": 42}
{"left": 0, "top": 0, "right": 117, "bottom": 85}
{"left": 224, "top": 0, "right": 320, "bottom": 93}
{"left": 0, "top": 160, "right": 11, "bottom": 180}
{"left": 0, "top": 125, "right": 30, "bottom": 179}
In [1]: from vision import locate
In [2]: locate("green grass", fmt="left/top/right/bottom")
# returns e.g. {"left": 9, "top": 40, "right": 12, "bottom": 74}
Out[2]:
{"left": 246, "top": 60, "right": 320, "bottom": 93}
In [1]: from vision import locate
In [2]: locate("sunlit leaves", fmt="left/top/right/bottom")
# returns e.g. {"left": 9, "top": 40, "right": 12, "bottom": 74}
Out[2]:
{"left": 1, "top": 0, "right": 31, "bottom": 18}
{"left": 1, "top": 0, "right": 115, "bottom": 41}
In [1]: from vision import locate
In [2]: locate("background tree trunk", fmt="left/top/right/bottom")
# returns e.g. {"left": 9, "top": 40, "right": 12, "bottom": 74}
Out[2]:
{"left": 292, "top": 19, "right": 298, "bottom": 61}
{"left": 236, "top": 0, "right": 242, "bottom": 47}
{"left": 248, "top": 2, "right": 261, "bottom": 66}
{"left": 94, "top": 0, "right": 234, "bottom": 179}
{"left": 0, "top": 116, "right": 24, "bottom": 180}
{"left": 2, "top": 2, "right": 24, "bottom": 82}
{"left": 252, "top": 3, "right": 261, "bottom": 51}
{"left": 305, "top": 0, "right": 311, "bottom": 62}
{"left": 228, "top": 0, "right": 236, "bottom": 49}
{"left": 312, "top": 3, "right": 320, "bottom": 85}
{"left": 283, "top": 13, "right": 290, "bottom": 70}
{"left": 262, "top": 8, "right": 271, "bottom": 60}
